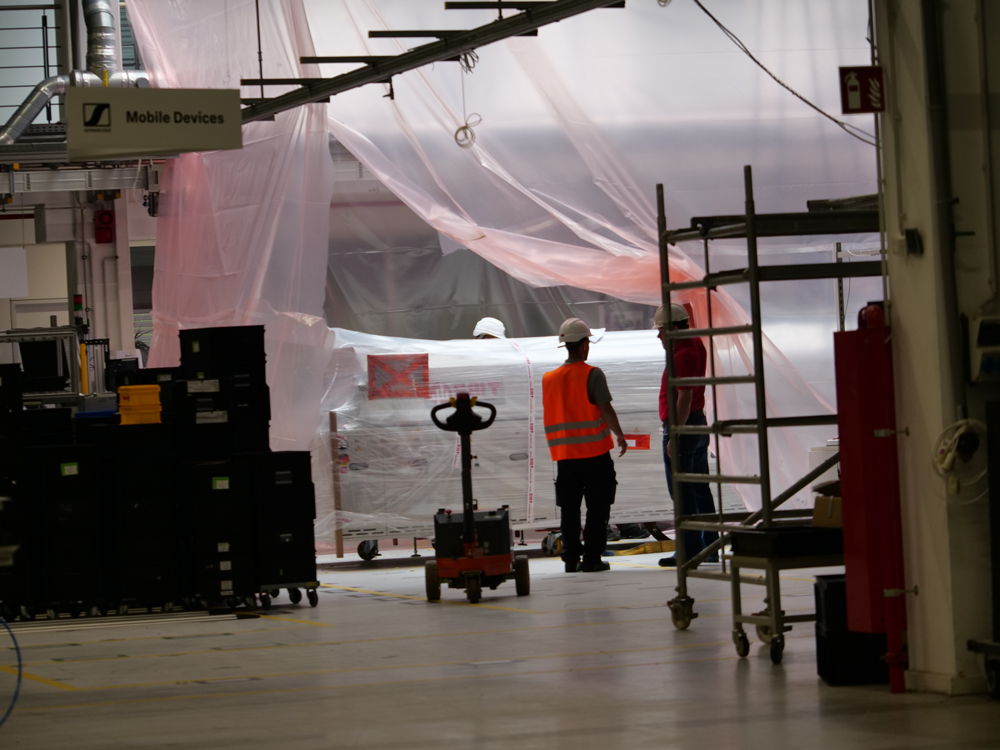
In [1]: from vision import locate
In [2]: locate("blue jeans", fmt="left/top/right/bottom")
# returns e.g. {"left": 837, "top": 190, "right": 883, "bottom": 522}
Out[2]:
{"left": 663, "top": 411, "right": 718, "bottom": 561}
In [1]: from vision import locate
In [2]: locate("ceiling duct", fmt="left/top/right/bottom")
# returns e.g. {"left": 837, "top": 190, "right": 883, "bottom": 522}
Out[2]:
{"left": 0, "top": 0, "right": 148, "bottom": 146}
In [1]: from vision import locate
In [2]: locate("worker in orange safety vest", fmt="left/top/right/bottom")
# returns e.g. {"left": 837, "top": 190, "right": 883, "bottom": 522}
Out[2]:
{"left": 542, "top": 317, "right": 627, "bottom": 573}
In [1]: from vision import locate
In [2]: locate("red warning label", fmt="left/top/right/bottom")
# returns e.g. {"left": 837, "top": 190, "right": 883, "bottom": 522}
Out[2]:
{"left": 624, "top": 433, "right": 651, "bottom": 450}
{"left": 368, "top": 353, "right": 430, "bottom": 399}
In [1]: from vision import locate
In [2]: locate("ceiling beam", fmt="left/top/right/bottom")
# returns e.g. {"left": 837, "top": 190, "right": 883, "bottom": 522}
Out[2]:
{"left": 240, "top": 0, "right": 624, "bottom": 124}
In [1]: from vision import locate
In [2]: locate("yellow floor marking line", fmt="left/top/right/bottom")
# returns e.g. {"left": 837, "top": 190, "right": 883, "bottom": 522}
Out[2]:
{"left": 52, "top": 630, "right": 814, "bottom": 692}
{"left": 255, "top": 614, "right": 334, "bottom": 627}
{"left": 16, "top": 651, "right": 769, "bottom": 713}
{"left": 0, "top": 664, "right": 79, "bottom": 691}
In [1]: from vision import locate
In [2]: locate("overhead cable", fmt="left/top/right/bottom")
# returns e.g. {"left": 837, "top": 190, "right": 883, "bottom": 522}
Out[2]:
{"left": 690, "top": 0, "right": 878, "bottom": 148}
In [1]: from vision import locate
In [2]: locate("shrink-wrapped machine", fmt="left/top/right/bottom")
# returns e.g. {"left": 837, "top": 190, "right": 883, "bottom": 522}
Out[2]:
{"left": 326, "top": 327, "right": 701, "bottom": 542}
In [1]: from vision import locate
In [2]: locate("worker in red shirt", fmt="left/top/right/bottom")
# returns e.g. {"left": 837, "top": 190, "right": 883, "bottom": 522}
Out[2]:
{"left": 542, "top": 317, "right": 627, "bottom": 573}
{"left": 655, "top": 303, "right": 719, "bottom": 567}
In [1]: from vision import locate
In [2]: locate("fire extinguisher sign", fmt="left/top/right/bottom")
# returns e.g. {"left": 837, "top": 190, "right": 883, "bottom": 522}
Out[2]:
{"left": 839, "top": 66, "right": 885, "bottom": 115}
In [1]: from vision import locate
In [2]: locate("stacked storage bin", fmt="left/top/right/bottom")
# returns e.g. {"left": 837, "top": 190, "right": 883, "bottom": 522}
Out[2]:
{"left": 81, "top": 421, "right": 182, "bottom": 613}
{"left": 0, "top": 365, "right": 24, "bottom": 621}
{"left": 118, "top": 384, "right": 162, "bottom": 425}
{"left": 177, "top": 326, "right": 270, "bottom": 459}
{"left": 0, "top": 325, "right": 318, "bottom": 619}
{"left": 181, "top": 459, "right": 259, "bottom": 609}
{"left": 238, "top": 451, "right": 318, "bottom": 608}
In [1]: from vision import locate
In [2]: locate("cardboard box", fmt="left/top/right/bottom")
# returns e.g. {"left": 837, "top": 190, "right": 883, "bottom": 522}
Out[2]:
{"left": 812, "top": 495, "right": 843, "bottom": 527}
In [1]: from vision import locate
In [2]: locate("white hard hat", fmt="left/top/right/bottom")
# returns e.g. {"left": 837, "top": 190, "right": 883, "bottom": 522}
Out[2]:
{"left": 473, "top": 317, "right": 506, "bottom": 339}
{"left": 557, "top": 317, "right": 605, "bottom": 345}
{"left": 654, "top": 303, "right": 689, "bottom": 327}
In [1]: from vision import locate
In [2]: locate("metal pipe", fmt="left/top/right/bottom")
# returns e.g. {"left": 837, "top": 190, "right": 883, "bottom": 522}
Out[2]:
{"left": 0, "top": 74, "right": 68, "bottom": 145}
{"left": 0, "top": 0, "right": 147, "bottom": 146}
{"left": 83, "top": 0, "right": 117, "bottom": 76}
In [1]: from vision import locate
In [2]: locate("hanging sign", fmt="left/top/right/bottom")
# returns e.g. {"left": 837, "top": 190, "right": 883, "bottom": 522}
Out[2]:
{"left": 839, "top": 66, "right": 885, "bottom": 114}
{"left": 66, "top": 87, "right": 242, "bottom": 161}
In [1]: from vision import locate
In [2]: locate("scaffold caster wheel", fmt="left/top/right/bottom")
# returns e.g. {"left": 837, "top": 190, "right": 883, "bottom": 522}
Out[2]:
{"left": 259, "top": 593, "right": 271, "bottom": 610}
{"left": 985, "top": 658, "right": 1000, "bottom": 699}
{"left": 425, "top": 560, "right": 441, "bottom": 602}
{"left": 307, "top": 589, "right": 319, "bottom": 607}
{"left": 734, "top": 630, "right": 750, "bottom": 658}
{"left": 755, "top": 624, "right": 774, "bottom": 644}
{"left": 769, "top": 634, "right": 785, "bottom": 664}
{"left": 357, "top": 540, "right": 380, "bottom": 561}
{"left": 668, "top": 597, "right": 695, "bottom": 631}
{"left": 514, "top": 555, "right": 530, "bottom": 596}
{"left": 541, "top": 532, "right": 563, "bottom": 557}
{"left": 288, "top": 587, "right": 303, "bottom": 605}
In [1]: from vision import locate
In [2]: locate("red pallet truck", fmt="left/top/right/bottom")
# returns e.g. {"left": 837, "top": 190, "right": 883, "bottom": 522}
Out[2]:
{"left": 425, "top": 393, "right": 530, "bottom": 604}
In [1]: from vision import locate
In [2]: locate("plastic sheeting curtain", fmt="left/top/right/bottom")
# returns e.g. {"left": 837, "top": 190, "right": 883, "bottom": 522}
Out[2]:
{"left": 128, "top": 0, "right": 879, "bottom": 528}
{"left": 127, "top": 0, "right": 336, "bottom": 451}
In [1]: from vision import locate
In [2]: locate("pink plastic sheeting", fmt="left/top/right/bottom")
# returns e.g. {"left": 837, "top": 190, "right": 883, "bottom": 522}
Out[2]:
{"left": 127, "top": 1, "right": 879, "bottom": 527}
{"left": 127, "top": 0, "right": 336, "bottom": 450}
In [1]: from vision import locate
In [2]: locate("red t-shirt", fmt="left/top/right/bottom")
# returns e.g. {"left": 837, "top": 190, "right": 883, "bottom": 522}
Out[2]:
{"left": 658, "top": 337, "right": 707, "bottom": 422}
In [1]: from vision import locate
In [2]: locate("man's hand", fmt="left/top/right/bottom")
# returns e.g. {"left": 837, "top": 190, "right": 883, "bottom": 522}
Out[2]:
{"left": 616, "top": 432, "right": 628, "bottom": 457}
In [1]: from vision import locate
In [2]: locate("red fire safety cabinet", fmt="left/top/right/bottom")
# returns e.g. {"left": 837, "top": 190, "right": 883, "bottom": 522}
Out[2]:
{"left": 833, "top": 320, "right": 907, "bottom": 690}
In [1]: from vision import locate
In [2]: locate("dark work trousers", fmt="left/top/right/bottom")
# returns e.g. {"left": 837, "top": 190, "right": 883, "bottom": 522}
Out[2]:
{"left": 663, "top": 411, "right": 719, "bottom": 561}
{"left": 555, "top": 452, "right": 617, "bottom": 565}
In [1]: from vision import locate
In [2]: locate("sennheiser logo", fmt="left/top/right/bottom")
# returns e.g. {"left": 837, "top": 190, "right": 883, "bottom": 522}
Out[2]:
{"left": 83, "top": 102, "right": 111, "bottom": 129}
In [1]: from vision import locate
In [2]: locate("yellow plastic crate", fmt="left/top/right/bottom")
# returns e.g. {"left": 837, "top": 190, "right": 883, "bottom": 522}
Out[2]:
{"left": 118, "top": 384, "right": 161, "bottom": 407}
{"left": 119, "top": 405, "right": 162, "bottom": 425}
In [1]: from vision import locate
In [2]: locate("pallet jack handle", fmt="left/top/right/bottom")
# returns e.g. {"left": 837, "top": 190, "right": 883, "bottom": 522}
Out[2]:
{"left": 430, "top": 393, "right": 497, "bottom": 547}
{"left": 430, "top": 392, "right": 496, "bottom": 434}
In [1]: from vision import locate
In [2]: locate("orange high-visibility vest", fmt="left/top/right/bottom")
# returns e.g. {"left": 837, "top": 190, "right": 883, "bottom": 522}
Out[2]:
{"left": 542, "top": 362, "right": 614, "bottom": 461}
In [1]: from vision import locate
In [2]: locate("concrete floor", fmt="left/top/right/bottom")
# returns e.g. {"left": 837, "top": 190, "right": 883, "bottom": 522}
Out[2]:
{"left": 1, "top": 552, "right": 998, "bottom": 749}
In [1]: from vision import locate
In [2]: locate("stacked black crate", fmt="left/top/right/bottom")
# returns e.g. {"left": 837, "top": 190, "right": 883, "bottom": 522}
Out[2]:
{"left": 181, "top": 459, "right": 258, "bottom": 607}
{"left": 0, "top": 365, "right": 24, "bottom": 620}
{"left": 176, "top": 326, "right": 270, "bottom": 606}
{"left": 815, "top": 574, "right": 889, "bottom": 685}
{"left": 236, "top": 451, "right": 318, "bottom": 605}
{"left": 20, "top": 443, "right": 101, "bottom": 617}
{"left": 177, "top": 326, "right": 269, "bottom": 460}
{"left": 82, "top": 422, "right": 182, "bottom": 613}
{"left": 134, "top": 367, "right": 184, "bottom": 425}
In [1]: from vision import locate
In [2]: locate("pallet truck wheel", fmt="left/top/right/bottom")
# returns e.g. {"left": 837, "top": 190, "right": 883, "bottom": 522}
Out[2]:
{"left": 270, "top": 589, "right": 280, "bottom": 599}
{"left": 19, "top": 605, "right": 34, "bottom": 621}
{"left": 734, "top": 630, "right": 750, "bottom": 658}
{"left": 307, "top": 589, "right": 319, "bottom": 607}
{"left": 425, "top": 561, "right": 441, "bottom": 602}
{"left": 46, "top": 608, "right": 56, "bottom": 621}
{"left": 117, "top": 603, "right": 129, "bottom": 616}
{"left": 514, "top": 555, "right": 530, "bottom": 596}
{"left": 260, "top": 593, "right": 271, "bottom": 610}
{"left": 769, "top": 635, "right": 785, "bottom": 664}
{"left": 466, "top": 576, "right": 482, "bottom": 604}
{"left": 357, "top": 540, "right": 380, "bottom": 561}
{"left": 288, "top": 587, "right": 303, "bottom": 605}
{"left": 985, "top": 658, "right": 1000, "bottom": 699}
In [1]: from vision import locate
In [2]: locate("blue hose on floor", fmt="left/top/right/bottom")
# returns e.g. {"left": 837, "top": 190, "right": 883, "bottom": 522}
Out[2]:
{"left": 0, "top": 616, "right": 22, "bottom": 727}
